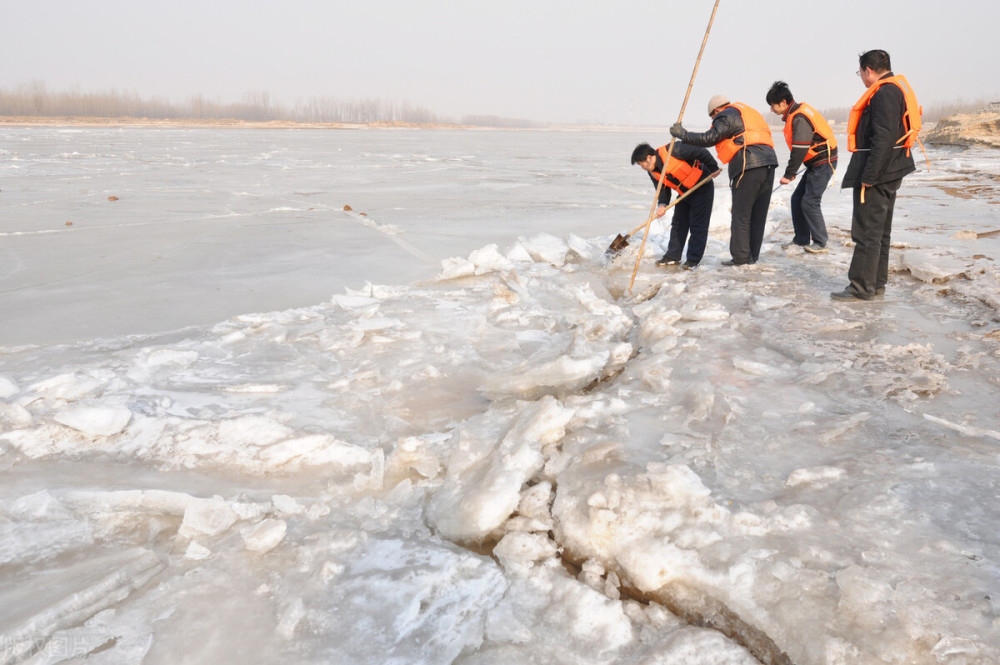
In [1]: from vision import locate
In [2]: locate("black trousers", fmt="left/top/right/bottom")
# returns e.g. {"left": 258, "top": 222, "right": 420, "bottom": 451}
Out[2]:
{"left": 848, "top": 178, "right": 903, "bottom": 297}
{"left": 663, "top": 180, "right": 714, "bottom": 264}
{"left": 729, "top": 165, "right": 775, "bottom": 264}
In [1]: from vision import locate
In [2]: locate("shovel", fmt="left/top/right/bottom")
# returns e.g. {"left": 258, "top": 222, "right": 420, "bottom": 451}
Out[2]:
{"left": 606, "top": 170, "right": 722, "bottom": 257}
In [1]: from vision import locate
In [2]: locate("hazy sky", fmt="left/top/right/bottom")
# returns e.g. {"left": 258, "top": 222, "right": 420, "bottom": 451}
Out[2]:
{"left": 3, "top": 0, "right": 998, "bottom": 126}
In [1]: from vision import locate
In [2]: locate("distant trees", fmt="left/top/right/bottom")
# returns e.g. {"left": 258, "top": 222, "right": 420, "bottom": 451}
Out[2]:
{"left": 0, "top": 81, "right": 452, "bottom": 125}
{"left": 0, "top": 82, "right": 546, "bottom": 127}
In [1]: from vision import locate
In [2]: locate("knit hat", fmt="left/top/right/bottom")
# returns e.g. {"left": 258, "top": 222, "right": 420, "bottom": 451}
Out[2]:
{"left": 707, "top": 95, "right": 730, "bottom": 115}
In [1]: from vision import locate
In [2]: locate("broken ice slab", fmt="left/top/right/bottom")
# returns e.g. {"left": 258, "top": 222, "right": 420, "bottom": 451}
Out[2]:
{"left": 899, "top": 249, "right": 971, "bottom": 283}
{"left": 0, "top": 548, "right": 163, "bottom": 664}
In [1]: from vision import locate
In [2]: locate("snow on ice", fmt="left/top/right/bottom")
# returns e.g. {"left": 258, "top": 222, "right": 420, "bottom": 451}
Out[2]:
{"left": 2, "top": 127, "right": 1000, "bottom": 664}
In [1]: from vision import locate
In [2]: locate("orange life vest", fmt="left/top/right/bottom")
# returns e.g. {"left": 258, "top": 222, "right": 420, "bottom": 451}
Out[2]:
{"left": 784, "top": 102, "right": 837, "bottom": 162}
{"left": 650, "top": 145, "right": 704, "bottom": 194}
{"left": 714, "top": 103, "right": 775, "bottom": 164}
{"left": 847, "top": 74, "right": 922, "bottom": 155}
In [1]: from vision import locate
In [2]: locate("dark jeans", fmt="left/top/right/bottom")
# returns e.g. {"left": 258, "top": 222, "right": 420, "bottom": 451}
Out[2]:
{"left": 847, "top": 178, "right": 903, "bottom": 297}
{"left": 790, "top": 162, "right": 833, "bottom": 247}
{"left": 663, "top": 179, "right": 714, "bottom": 264}
{"left": 730, "top": 165, "right": 775, "bottom": 264}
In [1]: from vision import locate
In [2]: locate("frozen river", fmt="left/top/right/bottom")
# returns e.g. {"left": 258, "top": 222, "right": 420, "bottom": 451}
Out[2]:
{"left": 2, "top": 126, "right": 1000, "bottom": 664}
{"left": 1, "top": 126, "right": 648, "bottom": 346}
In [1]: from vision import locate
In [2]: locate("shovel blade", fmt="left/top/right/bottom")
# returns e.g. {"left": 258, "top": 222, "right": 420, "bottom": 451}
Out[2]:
{"left": 606, "top": 233, "right": 630, "bottom": 254}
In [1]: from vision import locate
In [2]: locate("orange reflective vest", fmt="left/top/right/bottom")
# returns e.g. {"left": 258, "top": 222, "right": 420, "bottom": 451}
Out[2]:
{"left": 714, "top": 103, "right": 775, "bottom": 164}
{"left": 650, "top": 145, "right": 704, "bottom": 194}
{"left": 784, "top": 102, "right": 837, "bottom": 162}
{"left": 847, "top": 74, "right": 922, "bottom": 155}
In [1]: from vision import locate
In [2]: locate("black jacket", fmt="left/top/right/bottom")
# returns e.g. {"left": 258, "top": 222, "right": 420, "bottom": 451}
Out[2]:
{"left": 680, "top": 106, "right": 778, "bottom": 180}
{"left": 648, "top": 142, "right": 718, "bottom": 206}
{"left": 841, "top": 72, "right": 916, "bottom": 188}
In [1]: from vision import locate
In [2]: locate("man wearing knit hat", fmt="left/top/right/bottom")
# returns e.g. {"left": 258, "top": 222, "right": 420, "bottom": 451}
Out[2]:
{"left": 671, "top": 96, "right": 778, "bottom": 265}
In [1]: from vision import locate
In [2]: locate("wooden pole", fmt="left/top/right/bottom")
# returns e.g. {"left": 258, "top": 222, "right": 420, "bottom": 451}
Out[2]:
{"left": 629, "top": 0, "right": 722, "bottom": 292}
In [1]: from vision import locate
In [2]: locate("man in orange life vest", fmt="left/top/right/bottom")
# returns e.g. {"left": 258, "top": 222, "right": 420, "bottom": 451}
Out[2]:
{"left": 630, "top": 141, "right": 719, "bottom": 269}
{"left": 670, "top": 96, "right": 778, "bottom": 266}
{"left": 766, "top": 81, "right": 838, "bottom": 254}
{"left": 832, "top": 49, "right": 920, "bottom": 301}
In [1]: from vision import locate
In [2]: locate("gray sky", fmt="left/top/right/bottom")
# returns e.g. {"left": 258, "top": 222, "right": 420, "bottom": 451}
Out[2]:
{"left": 3, "top": 0, "right": 998, "bottom": 126}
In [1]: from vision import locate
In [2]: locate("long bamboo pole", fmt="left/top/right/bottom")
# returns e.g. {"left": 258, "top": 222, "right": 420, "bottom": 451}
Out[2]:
{"left": 628, "top": 0, "right": 722, "bottom": 292}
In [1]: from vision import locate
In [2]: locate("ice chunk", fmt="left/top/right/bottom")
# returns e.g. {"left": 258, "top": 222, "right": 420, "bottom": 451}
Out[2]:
{"left": 0, "top": 548, "right": 164, "bottom": 662}
{"left": 482, "top": 352, "right": 610, "bottom": 399}
{"left": 272, "top": 494, "right": 306, "bottom": 515}
{"left": 482, "top": 562, "right": 637, "bottom": 659}
{"left": 53, "top": 405, "right": 131, "bottom": 437}
{"left": 386, "top": 435, "right": 442, "bottom": 482}
{"left": 129, "top": 348, "right": 199, "bottom": 382}
{"left": 277, "top": 597, "right": 305, "bottom": 640}
{"left": 638, "top": 309, "right": 682, "bottom": 346}
{"left": 0, "top": 520, "right": 93, "bottom": 565}
{"left": 468, "top": 243, "right": 513, "bottom": 274}
{"left": 217, "top": 415, "right": 292, "bottom": 448}
{"left": 493, "top": 532, "right": 559, "bottom": 575}
{"left": 785, "top": 466, "right": 847, "bottom": 488}
{"left": 505, "top": 242, "right": 534, "bottom": 262}
{"left": 901, "top": 249, "right": 970, "bottom": 283}
{"left": 835, "top": 565, "right": 895, "bottom": 630}
{"left": 179, "top": 497, "right": 239, "bottom": 538}
{"left": 349, "top": 316, "right": 402, "bottom": 332}
{"left": 0, "top": 375, "right": 18, "bottom": 398}
{"left": 517, "top": 481, "right": 554, "bottom": 523}
{"left": 520, "top": 232, "right": 569, "bottom": 266}
{"left": 258, "top": 434, "right": 374, "bottom": 469}
{"left": 28, "top": 372, "right": 106, "bottom": 402}
{"left": 62, "top": 488, "right": 200, "bottom": 516}
{"left": 733, "top": 358, "right": 787, "bottom": 378}
{"left": 567, "top": 232, "right": 597, "bottom": 260}
{"left": 438, "top": 256, "right": 476, "bottom": 280}
{"left": 0, "top": 401, "right": 33, "bottom": 429}
{"left": 312, "top": 537, "right": 505, "bottom": 663}
{"left": 241, "top": 518, "right": 287, "bottom": 553}
{"left": 428, "top": 397, "right": 572, "bottom": 542}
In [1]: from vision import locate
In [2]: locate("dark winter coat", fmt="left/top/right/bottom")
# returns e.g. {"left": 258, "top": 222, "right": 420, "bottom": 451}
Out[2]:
{"left": 680, "top": 107, "right": 778, "bottom": 181}
{"left": 841, "top": 72, "right": 916, "bottom": 188}
{"left": 648, "top": 142, "right": 719, "bottom": 207}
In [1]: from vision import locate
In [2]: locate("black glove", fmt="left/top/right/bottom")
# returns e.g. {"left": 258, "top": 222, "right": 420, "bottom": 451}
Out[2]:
{"left": 669, "top": 122, "right": 686, "bottom": 139}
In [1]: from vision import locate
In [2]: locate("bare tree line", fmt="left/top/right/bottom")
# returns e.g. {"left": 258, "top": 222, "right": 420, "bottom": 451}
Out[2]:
{"left": 0, "top": 81, "right": 461, "bottom": 125}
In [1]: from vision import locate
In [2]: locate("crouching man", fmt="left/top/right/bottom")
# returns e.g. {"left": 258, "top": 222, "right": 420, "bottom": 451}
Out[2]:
{"left": 631, "top": 141, "right": 719, "bottom": 269}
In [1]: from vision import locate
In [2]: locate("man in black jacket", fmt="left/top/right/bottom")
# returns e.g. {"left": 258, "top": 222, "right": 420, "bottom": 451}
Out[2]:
{"left": 832, "top": 49, "right": 918, "bottom": 301}
{"left": 631, "top": 142, "right": 719, "bottom": 269}
{"left": 671, "top": 96, "right": 778, "bottom": 266}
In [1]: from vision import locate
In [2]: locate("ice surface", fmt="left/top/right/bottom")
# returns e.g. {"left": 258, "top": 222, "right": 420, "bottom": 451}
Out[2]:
{"left": 3, "top": 128, "right": 1000, "bottom": 664}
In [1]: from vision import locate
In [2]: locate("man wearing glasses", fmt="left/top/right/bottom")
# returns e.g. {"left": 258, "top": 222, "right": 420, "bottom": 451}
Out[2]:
{"left": 832, "top": 49, "right": 921, "bottom": 301}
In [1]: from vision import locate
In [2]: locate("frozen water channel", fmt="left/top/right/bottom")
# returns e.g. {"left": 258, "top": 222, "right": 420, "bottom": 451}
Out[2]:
{"left": 2, "top": 126, "right": 1000, "bottom": 664}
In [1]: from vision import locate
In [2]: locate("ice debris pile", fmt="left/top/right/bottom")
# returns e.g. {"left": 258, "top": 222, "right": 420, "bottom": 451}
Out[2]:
{"left": 3, "top": 217, "right": 1000, "bottom": 664}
